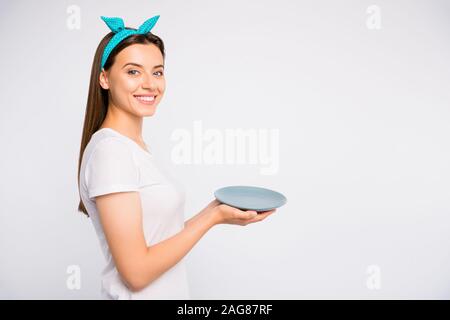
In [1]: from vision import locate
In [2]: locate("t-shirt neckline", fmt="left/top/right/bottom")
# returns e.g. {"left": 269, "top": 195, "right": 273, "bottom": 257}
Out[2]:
{"left": 96, "top": 127, "right": 153, "bottom": 157}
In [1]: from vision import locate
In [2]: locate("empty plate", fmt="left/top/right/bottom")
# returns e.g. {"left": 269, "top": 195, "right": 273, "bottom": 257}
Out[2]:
{"left": 214, "top": 185, "right": 287, "bottom": 212}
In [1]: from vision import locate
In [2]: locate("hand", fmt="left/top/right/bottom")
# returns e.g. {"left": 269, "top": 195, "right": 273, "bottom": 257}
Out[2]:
{"left": 202, "top": 199, "right": 276, "bottom": 227}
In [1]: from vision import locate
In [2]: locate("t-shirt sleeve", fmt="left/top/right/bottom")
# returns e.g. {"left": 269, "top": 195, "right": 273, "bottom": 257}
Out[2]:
{"left": 85, "top": 138, "right": 140, "bottom": 200}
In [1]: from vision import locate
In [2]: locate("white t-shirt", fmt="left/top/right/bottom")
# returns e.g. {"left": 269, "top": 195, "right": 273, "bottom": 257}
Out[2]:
{"left": 79, "top": 127, "right": 190, "bottom": 300}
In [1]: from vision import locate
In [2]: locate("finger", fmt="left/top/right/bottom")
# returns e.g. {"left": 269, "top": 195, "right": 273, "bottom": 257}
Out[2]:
{"left": 222, "top": 205, "right": 252, "bottom": 219}
{"left": 260, "top": 210, "right": 276, "bottom": 216}
{"left": 240, "top": 210, "right": 258, "bottom": 220}
{"left": 259, "top": 209, "right": 276, "bottom": 214}
{"left": 246, "top": 210, "right": 275, "bottom": 223}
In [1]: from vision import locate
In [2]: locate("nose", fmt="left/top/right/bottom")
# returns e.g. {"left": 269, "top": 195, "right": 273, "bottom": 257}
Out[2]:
{"left": 142, "top": 72, "right": 157, "bottom": 91}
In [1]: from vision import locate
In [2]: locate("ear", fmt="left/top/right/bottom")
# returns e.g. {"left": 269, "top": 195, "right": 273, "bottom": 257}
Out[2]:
{"left": 99, "top": 69, "right": 110, "bottom": 90}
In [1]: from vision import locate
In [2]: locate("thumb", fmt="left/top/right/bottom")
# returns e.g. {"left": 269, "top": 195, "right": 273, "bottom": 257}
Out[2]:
{"left": 242, "top": 210, "right": 258, "bottom": 219}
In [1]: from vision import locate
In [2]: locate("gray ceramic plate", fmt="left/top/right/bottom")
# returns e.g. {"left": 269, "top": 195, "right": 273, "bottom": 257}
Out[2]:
{"left": 214, "top": 185, "right": 287, "bottom": 212}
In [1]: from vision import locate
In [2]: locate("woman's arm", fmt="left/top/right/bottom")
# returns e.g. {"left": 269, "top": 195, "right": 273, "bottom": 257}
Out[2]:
{"left": 184, "top": 206, "right": 209, "bottom": 228}
{"left": 95, "top": 191, "right": 217, "bottom": 292}
{"left": 95, "top": 192, "right": 272, "bottom": 292}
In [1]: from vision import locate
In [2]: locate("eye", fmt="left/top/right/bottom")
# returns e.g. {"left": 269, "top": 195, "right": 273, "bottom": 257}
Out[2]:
{"left": 154, "top": 70, "right": 164, "bottom": 77}
{"left": 127, "top": 69, "right": 139, "bottom": 75}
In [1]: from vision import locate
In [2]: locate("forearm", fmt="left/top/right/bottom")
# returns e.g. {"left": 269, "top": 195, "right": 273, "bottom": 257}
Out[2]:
{"left": 184, "top": 209, "right": 205, "bottom": 228}
{"left": 133, "top": 209, "right": 216, "bottom": 290}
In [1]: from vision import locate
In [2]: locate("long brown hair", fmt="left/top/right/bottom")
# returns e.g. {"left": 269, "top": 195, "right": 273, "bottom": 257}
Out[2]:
{"left": 77, "top": 28, "right": 165, "bottom": 217}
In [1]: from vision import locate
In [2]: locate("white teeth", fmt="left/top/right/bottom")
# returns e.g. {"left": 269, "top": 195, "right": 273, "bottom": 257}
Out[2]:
{"left": 135, "top": 95, "right": 155, "bottom": 101}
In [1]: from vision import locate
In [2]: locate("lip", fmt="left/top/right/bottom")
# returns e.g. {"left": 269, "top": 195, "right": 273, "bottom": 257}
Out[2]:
{"left": 133, "top": 94, "right": 157, "bottom": 105}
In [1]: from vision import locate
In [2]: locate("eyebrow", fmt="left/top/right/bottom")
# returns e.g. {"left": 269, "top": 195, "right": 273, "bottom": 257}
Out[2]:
{"left": 122, "top": 62, "right": 164, "bottom": 69}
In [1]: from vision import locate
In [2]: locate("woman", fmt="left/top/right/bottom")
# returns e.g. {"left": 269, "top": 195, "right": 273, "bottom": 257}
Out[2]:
{"left": 77, "top": 15, "right": 276, "bottom": 300}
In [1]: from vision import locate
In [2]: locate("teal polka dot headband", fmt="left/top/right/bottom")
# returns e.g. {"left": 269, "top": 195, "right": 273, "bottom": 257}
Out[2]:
{"left": 100, "top": 15, "right": 160, "bottom": 70}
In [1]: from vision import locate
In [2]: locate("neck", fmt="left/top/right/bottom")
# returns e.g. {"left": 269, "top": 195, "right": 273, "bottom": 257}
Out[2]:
{"left": 100, "top": 101, "right": 144, "bottom": 143}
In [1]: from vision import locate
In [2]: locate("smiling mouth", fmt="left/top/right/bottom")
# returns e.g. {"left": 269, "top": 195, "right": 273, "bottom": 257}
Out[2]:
{"left": 133, "top": 95, "right": 157, "bottom": 104}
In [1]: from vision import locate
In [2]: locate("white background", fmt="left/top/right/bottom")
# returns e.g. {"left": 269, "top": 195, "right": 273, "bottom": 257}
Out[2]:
{"left": 0, "top": 0, "right": 449, "bottom": 299}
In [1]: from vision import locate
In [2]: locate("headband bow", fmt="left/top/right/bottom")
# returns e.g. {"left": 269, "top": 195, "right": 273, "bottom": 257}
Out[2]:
{"left": 100, "top": 15, "right": 160, "bottom": 70}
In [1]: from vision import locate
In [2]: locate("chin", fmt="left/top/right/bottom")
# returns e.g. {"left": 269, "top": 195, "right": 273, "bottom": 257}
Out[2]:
{"left": 132, "top": 102, "right": 158, "bottom": 116}
{"left": 144, "top": 111, "right": 156, "bottom": 117}
{"left": 139, "top": 108, "right": 157, "bottom": 117}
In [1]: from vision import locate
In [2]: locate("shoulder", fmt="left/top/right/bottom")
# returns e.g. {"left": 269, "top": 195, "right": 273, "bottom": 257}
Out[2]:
{"left": 93, "top": 136, "right": 133, "bottom": 152}
{"left": 85, "top": 136, "right": 137, "bottom": 166}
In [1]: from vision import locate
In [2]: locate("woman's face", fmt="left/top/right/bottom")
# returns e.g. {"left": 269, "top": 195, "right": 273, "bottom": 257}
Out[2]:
{"left": 99, "top": 43, "right": 165, "bottom": 117}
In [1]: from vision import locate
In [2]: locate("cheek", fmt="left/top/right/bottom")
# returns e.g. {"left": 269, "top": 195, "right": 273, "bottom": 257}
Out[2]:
{"left": 121, "top": 77, "right": 141, "bottom": 93}
{"left": 111, "top": 79, "right": 139, "bottom": 106}
{"left": 158, "top": 79, "right": 166, "bottom": 93}
{"left": 106, "top": 73, "right": 136, "bottom": 107}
